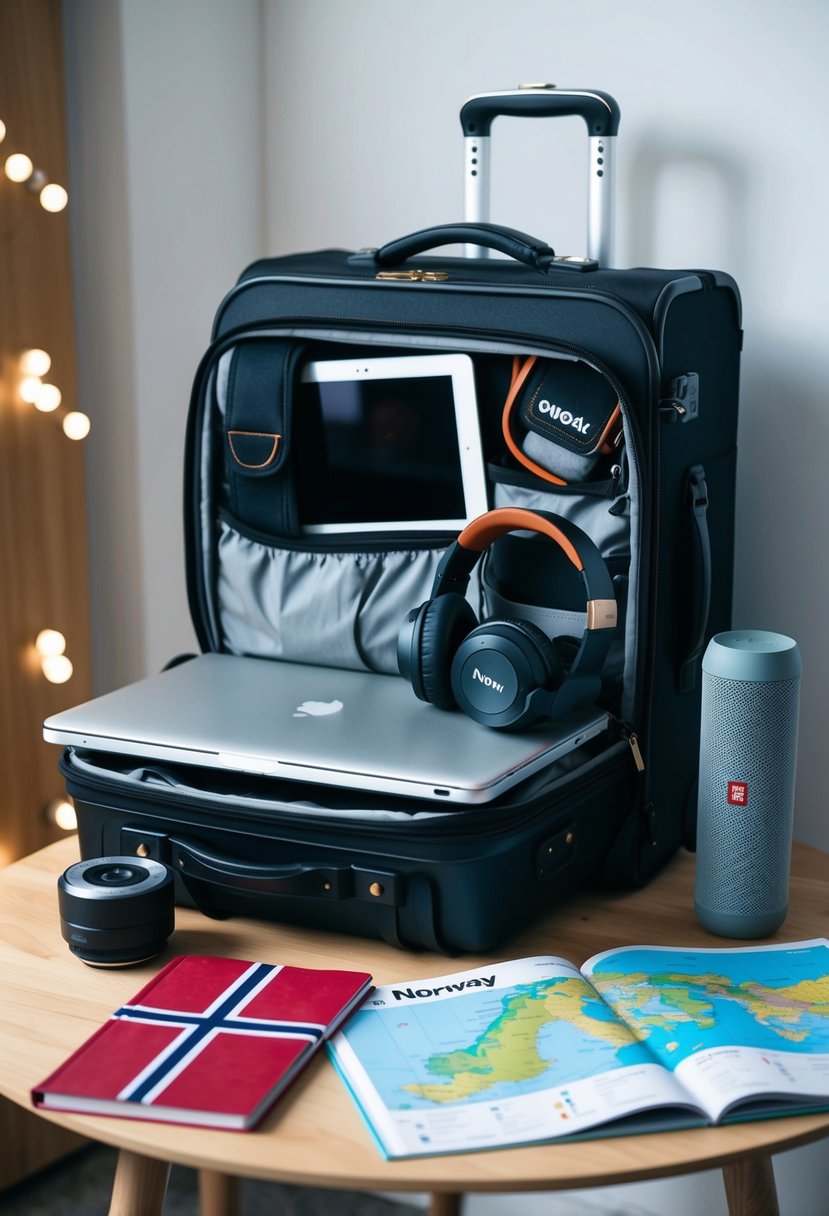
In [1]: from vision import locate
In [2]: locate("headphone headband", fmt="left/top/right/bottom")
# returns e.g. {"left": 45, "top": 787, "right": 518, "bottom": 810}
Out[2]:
{"left": 458, "top": 507, "right": 583, "bottom": 569}
{"left": 433, "top": 508, "right": 617, "bottom": 633}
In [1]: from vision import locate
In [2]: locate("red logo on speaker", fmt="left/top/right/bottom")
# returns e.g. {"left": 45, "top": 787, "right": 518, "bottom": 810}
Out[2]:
{"left": 727, "top": 780, "right": 748, "bottom": 806}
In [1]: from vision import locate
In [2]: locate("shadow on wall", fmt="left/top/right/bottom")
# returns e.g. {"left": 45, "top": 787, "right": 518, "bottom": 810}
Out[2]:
{"left": 624, "top": 130, "right": 750, "bottom": 269}
{"left": 622, "top": 130, "right": 828, "bottom": 846}
{"left": 732, "top": 352, "right": 829, "bottom": 847}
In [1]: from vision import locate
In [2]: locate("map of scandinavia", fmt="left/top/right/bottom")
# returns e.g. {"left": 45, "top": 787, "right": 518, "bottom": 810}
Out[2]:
{"left": 340, "top": 947, "right": 829, "bottom": 1110}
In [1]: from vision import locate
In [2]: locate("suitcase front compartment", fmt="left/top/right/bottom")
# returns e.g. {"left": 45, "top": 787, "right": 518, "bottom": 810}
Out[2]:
{"left": 189, "top": 322, "right": 646, "bottom": 733}
{"left": 63, "top": 740, "right": 634, "bottom": 953}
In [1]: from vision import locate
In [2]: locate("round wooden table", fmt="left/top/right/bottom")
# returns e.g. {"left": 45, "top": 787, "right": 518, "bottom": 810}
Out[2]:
{"left": 0, "top": 837, "right": 826, "bottom": 1216}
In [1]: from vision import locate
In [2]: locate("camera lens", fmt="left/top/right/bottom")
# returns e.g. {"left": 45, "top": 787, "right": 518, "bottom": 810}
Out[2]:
{"left": 58, "top": 856, "right": 175, "bottom": 967}
{"left": 85, "top": 863, "right": 149, "bottom": 887}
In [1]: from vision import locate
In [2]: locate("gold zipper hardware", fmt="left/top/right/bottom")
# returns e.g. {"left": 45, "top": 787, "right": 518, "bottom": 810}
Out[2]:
{"left": 375, "top": 269, "right": 449, "bottom": 282}
{"left": 627, "top": 733, "right": 646, "bottom": 773}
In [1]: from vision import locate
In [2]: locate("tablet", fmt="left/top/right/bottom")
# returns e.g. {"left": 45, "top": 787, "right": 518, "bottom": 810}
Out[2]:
{"left": 296, "top": 354, "right": 487, "bottom": 534}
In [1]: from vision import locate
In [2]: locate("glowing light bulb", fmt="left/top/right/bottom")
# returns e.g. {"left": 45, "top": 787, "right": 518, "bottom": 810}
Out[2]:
{"left": 41, "top": 654, "right": 73, "bottom": 684}
{"left": 19, "top": 375, "right": 43, "bottom": 403}
{"left": 46, "top": 798, "right": 77, "bottom": 831}
{"left": 0, "top": 120, "right": 6, "bottom": 144}
{"left": 5, "top": 152, "right": 33, "bottom": 182}
{"left": 62, "top": 411, "right": 91, "bottom": 440}
{"left": 35, "top": 629, "right": 66, "bottom": 657}
{"left": 34, "top": 382, "right": 62, "bottom": 412}
{"left": 20, "top": 348, "right": 51, "bottom": 376}
{"left": 39, "top": 182, "right": 68, "bottom": 212}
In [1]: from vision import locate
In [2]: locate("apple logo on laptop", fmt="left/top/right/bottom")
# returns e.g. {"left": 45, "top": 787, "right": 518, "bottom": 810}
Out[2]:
{"left": 293, "top": 699, "right": 344, "bottom": 718}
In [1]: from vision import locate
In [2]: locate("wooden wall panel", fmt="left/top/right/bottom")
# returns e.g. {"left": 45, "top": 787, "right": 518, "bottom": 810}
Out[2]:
{"left": 0, "top": 0, "right": 93, "bottom": 1188}
{"left": 0, "top": 0, "right": 92, "bottom": 864}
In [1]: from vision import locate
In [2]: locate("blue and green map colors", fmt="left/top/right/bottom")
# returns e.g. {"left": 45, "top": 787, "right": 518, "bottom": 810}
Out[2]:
{"left": 584, "top": 940, "right": 829, "bottom": 1072}
{"left": 329, "top": 942, "right": 829, "bottom": 1156}
{"left": 342, "top": 966, "right": 650, "bottom": 1109}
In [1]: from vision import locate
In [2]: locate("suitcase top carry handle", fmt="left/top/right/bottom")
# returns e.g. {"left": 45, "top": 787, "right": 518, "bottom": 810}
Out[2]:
{"left": 461, "top": 85, "right": 619, "bottom": 267}
{"left": 365, "top": 222, "right": 558, "bottom": 271}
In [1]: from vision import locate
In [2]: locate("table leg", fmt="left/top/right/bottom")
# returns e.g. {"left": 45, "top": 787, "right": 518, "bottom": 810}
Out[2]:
{"left": 429, "top": 1194, "right": 462, "bottom": 1216}
{"left": 722, "top": 1153, "right": 780, "bottom": 1216}
{"left": 108, "top": 1148, "right": 171, "bottom": 1216}
{"left": 198, "top": 1168, "right": 240, "bottom": 1216}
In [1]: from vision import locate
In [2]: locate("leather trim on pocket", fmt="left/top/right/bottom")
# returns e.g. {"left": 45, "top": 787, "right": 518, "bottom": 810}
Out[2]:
{"left": 227, "top": 430, "right": 281, "bottom": 471}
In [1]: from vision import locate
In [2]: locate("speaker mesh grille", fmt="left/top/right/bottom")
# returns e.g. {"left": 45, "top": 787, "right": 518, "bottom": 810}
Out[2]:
{"left": 695, "top": 674, "right": 800, "bottom": 917}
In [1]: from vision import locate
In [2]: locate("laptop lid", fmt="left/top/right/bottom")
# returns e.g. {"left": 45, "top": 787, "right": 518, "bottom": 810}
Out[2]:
{"left": 43, "top": 654, "right": 608, "bottom": 805}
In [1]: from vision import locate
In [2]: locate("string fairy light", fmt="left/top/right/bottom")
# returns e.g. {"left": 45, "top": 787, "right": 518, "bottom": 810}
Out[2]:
{"left": 35, "top": 629, "right": 66, "bottom": 658}
{"left": 62, "top": 411, "right": 91, "bottom": 440}
{"left": 39, "top": 182, "right": 68, "bottom": 213}
{"left": 3, "top": 123, "right": 84, "bottom": 854}
{"left": 18, "top": 375, "right": 43, "bottom": 404}
{"left": 20, "top": 348, "right": 51, "bottom": 376}
{"left": 45, "top": 797, "right": 77, "bottom": 831}
{"left": 34, "top": 629, "right": 74, "bottom": 684}
{"left": 15, "top": 349, "right": 91, "bottom": 437}
{"left": 33, "top": 383, "right": 62, "bottom": 412}
{"left": 2, "top": 121, "right": 69, "bottom": 211}
{"left": 4, "top": 152, "right": 33, "bottom": 182}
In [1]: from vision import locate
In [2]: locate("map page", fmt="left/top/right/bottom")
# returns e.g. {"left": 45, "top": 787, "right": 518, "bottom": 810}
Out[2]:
{"left": 329, "top": 941, "right": 829, "bottom": 1158}
{"left": 583, "top": 938, "right": 829, "bottom": 1122}
{"left": 328, "top": 956, "right": 695, "bottom": 1158}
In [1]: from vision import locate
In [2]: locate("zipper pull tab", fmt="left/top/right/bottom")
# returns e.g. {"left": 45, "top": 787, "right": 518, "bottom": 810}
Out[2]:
{"left": 626, "top": 731, "right": 645, "bottom": 773}
{"left": 606, "top": 464, "right": 622, "bottom": 501}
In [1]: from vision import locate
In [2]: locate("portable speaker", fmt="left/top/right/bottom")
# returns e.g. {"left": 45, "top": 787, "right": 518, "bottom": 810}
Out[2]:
{"left": 694, "top": 630, "right": 802, "bottom": 938}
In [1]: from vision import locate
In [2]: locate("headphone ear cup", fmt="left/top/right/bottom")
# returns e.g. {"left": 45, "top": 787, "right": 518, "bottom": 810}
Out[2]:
{"left": 416, "top": 594, "right": 478, "bottom": 710}
{"left": 451, "top": 617, "right": 565, "bottom": 730}
{"left": 496, "top": 618, "right": 564, "bottom": 688}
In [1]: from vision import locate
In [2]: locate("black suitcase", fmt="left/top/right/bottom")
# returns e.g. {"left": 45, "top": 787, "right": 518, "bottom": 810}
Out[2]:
{"left": 62, "top": 87, "right": 741, "bottom": 952}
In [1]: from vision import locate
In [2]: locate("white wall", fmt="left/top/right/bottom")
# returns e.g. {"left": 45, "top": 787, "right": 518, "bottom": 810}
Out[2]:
{"left": 63, "top": 1, "right": 829, "bottom": 1213}
{"left": 64, "top": 0, "right": 264, "bottom": 686}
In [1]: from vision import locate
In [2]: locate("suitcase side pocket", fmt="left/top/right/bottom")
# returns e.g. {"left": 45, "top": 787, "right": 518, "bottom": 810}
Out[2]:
{"left": 222, "top": 340, "right": 306, "bottom": 536}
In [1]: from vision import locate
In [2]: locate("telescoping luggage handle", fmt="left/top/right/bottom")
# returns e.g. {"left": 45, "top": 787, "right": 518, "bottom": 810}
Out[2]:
{"left": 460, "top": 85, "right": 620, "bottom": 267}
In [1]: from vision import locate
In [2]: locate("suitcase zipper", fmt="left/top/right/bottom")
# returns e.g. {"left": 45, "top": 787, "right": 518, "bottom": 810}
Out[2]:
{"left": 60, "top": 742, "right": 629, "bottom": 844}
{"left": 218, "top": 265, "right": 690, "bottom": 329}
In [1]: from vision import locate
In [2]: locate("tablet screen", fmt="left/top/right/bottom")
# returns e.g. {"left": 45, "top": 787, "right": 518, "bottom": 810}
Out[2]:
{"left": 295, "top": 355, "right": 486, "bottom": 533}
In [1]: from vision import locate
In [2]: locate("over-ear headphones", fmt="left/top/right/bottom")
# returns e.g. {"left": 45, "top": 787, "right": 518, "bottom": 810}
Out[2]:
{"left": 397, "top": 507, "right": 617, "bottom": 730}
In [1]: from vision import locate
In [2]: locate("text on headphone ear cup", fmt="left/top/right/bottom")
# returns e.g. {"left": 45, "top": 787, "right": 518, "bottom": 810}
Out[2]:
{"left": 450, "top": 618, "right": 564, "bottom": 729}
{"left": 417, "top": 594, "right": 478, "bottom": 710}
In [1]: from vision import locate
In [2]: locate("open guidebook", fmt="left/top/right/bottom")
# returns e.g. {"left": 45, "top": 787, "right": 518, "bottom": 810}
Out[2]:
{"left": 328, "top": 938, "right": 829, "bottom": 1158}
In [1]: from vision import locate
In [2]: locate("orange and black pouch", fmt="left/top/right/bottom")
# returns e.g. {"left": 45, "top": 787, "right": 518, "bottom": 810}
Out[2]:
{"left": 503, "top": 356, "right": 623, "bottom": 485}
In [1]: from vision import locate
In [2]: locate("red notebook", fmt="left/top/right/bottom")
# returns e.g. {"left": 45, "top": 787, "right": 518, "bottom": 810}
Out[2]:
{"left": 32, "top": 954, "right": 372, "bottom": 1130}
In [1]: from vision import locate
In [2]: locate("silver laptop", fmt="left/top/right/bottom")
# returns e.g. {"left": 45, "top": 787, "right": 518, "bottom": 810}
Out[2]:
{"left": 43, "top": 654, "right": 608, "bottom": 805}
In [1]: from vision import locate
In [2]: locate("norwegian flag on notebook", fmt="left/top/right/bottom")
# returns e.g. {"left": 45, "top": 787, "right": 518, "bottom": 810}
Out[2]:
{"left": 32, "top": 955, "right": 372, "bottom": 1130}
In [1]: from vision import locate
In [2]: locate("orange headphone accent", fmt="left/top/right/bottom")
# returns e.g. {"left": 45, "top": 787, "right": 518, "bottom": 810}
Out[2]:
{"left": 502, "top": 357, "right": 568, "bottom": 486}
{"left": 457, "top": 506, "right": 584, "bottom": 571}
{"left": 502, "top": 355, "right": 624, "bottom": 485}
